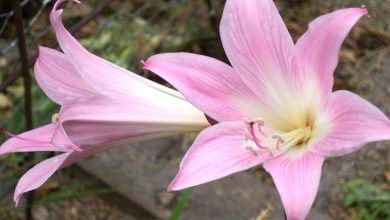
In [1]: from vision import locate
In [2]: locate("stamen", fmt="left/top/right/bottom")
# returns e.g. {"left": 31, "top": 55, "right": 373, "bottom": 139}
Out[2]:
{"left": 0, "top": 127, "right": 49, "bottom": 144}
{"left": 245, "top": 119, "right": 267, "bottom": 150}
{"left": 244, "top": 131, "right": 250, "bottom": 142}
{"left": 256, "top": 122, "right": 267, "bottom": 137}
{"left": 245, "top": 146, "right": 258, "bottom": 156}
{"left": 267, "top": 148, "right": 274, "bottom": 157}
{"left": 272, "top": 135, "right": 284, "bottom": 151}
{"left": 275, "top": 139, "right": 281, "bottom": 151}
{"left": 275, "top": 127, "right": 312, "bottom": 150}
{"left": 253, "top": 119, "right": 265, "bottom": 126}
{"left": 243, "top": 118, "right": 315, "bottom": 156}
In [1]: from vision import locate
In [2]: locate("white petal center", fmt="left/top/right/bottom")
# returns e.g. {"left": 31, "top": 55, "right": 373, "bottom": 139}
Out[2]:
{"left": 236, "top": 77, "right": 331, "bottom": 157}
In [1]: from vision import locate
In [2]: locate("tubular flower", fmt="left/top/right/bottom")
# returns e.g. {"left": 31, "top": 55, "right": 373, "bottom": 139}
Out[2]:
{"left": 0, "top": 0, "right": 208, "bottom": 206}
{"left": 144, "top": 0, "right": 390, "bottom": 219}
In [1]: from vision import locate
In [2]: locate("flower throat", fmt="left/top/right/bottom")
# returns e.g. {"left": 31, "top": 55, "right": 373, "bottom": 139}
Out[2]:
{"left": 244, "top": 117, "right": 314, "bottom": 156}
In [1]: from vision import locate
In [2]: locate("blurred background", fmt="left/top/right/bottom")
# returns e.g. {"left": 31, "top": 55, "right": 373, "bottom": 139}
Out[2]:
{"left": 0, "top": 0, "right": 389, "bottom": 219}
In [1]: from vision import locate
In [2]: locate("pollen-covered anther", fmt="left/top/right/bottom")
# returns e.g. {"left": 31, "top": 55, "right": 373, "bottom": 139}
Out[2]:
{"left": 51, "top": 113, "right": 59, "bottom": 123}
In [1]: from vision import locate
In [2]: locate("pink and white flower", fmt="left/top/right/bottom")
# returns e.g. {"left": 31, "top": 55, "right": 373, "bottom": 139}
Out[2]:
{"left": 0, "top": 0, "right": 208, "bottom": 206}
{"left": 144, "top": 1, "right": 390, "bottom": 219}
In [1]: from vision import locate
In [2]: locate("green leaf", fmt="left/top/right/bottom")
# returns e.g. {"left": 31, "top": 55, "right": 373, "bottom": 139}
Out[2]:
{"left": 342, "top": 178, "right": 390, "bottom": 220}
{"left": 168, "top": 189, "right": 192, "bottom": 220}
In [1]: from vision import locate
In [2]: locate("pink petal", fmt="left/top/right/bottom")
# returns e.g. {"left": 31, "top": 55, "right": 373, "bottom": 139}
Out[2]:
{"left": 50, "top": 0, "right": 209, "bottom": 148}
{"left": 168, "top": 121, "right": 271, "bottom": 191}
{"left": 57, "top": 95, "right": 208, "bottom": 146}
{"left": 0, "top": 124, "right": 67, "bottom": 156}
{"left": 60, "top": 136, "right": 166, "bottom": 168}
{"left": 34, "top": 47, "right": 96, "bottom": 105}
{"left": 144, "top": 53, "right": 256, "bottom": 122}
{"left": 14, "top": 152, "right": 71, "bottom": 206}
{"left": 12, "top": 132, "right": 175, "bottom": 206}
{"left": 49, "top": 1, "right": 183, "bottom": 100}
{"left": 293, "top": 8, "right": 368, "bottom": 95}
{"left": 62, "top": 121, "right": 180, "bottom": 146}
{"left": 312, "top": 90, "right": 390, "bottom": 157}
{"left": 51, "top": 122, "right": 82, "bottom": 151}
{"left": 263, "top": 152, "right": 325, "bottom": 220}
{"left": 12, "top": 130, "right": 188, "bottom": 206}
{"left": 220, "top": 0, "right": 294, "bottom": 98}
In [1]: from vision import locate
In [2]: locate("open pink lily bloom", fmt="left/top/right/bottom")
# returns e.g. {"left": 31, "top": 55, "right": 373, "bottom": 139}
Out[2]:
{"left": 0, "top": 0, "right": 208, "bottom": 206}
{"left": 144, "top": 0, "right": 390, "bottom": 219}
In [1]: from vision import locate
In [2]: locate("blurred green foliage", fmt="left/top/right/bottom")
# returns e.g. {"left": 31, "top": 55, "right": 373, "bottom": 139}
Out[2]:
{"left": 168, "top": 189, "right": 192, "bottom": 220}
{"left": 38, "top": 179, "right": 115, "bottom": 205}
{"left": 79, "top": 1, "right": 209, "bottom": 74}
{"left": 1, "top": 78, "right": 58, "bottom": 135}
{"left": 342, "top": 178, "right": 390, "bottom": 220}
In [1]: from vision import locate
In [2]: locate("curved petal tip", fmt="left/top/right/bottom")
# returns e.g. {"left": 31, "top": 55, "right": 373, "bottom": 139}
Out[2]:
{"left": 359, "top": 5, "right": 369, "bottom": 17}
{"left": 54, "top": 0, "right": 81, "bottom": 10}
{"left": 167, "top": 174, "right": 186, "bottom": 192}
{"left": 51, "top": 0, "right": 81, "bottom": 24}
{"left": 13, "top": 153, "right": 70, "bottom": 207}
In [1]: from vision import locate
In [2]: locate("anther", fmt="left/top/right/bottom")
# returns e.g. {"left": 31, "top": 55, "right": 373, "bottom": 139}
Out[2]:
{"left": 252, "top": 119, "right": 265, "bottom": 126}
{"left": 272, "top": 135, "right": 285, "bottom": 143}
{"left": 245, "top": 146, "right": 258, "bottom": 156}
{"left": 272, "top": 135, "right": 284, "bottom": 151}
{"left": 52, "top": 113, "right": 59, "bottom": 123}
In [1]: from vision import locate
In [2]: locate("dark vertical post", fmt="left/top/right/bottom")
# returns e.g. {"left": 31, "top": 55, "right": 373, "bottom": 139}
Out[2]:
{"left": 11, "top": 0, "right": 34, "bottom": 219}
{"left": 204, "top": 0, "right": 228, "bottom": 63}
{"left": 205, "top": 0, "right": 220, "bottom": 39}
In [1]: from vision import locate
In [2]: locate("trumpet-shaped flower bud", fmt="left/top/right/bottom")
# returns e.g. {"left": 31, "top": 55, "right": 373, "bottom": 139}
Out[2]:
{"left": 1, "top": 0, "right": 208, "bottom": 206}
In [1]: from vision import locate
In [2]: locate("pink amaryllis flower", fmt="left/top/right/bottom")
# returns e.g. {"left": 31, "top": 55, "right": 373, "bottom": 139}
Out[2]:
{"left": 0, "top": 0, "right": 208, "bottom": 206}
{"left": 144, "top": 0, "right": 390, "bottom": 219}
